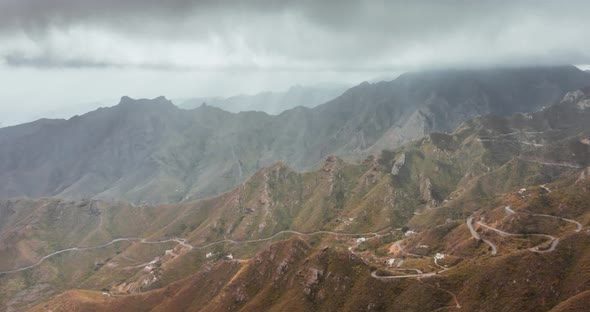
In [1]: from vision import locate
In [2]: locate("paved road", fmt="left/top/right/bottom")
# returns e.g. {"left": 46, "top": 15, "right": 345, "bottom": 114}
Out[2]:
{"left": 531, "top": 214, "right": 582, "bottom": 232}
{"left": 477, "top": 222, "right": 559, "bottom": 253}
{"left": 372, "top": 252, "right": 449, "bottom": 280}
{"left": 477, "top": 221, "right": 555, "bottom": 240}
{"left": 195, "top": 228, "right": 392, "bottom": 250}
{"left": 0, "top": 237, "right": 202, "bottom": 274}
{"left": 0, "top": 238, "right": 143, "bottom": 274}
{"left": 372, "top": 266, "right": 448, "bottom": 280}
{"left": 466, "top": 217, "right": 497, "bottom": 255}
{"left": 141, "top": 238, "right": 194, "bottom": 250}
{"left": 490, "top": 206, "right": 585, "bottom": 253}
{"left": 530, "top": 238, "right": 560, "bottom": 253}
{"left": 505, "top": 204, "right": 582, "bottom": 232}
{"left": 0, "top": 228, "right": 394, "bottom": 275}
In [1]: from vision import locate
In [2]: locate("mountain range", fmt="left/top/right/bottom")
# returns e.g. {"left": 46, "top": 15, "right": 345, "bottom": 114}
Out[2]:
{"left": 1, "top": 84, "right": 589, "bottom": 311}
{"left": 178, "top": 84, "right": 348, "bottom": 115}
{"left": 1, "top": 66, "right": 588, "bottom": 204}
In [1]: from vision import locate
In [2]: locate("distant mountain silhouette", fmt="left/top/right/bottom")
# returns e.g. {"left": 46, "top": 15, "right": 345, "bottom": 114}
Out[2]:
{"left": 0, "top": 65, "right": 588, "bottom": 203}
{"left": 178, "top": 84, "right": 348, "bottom": 115}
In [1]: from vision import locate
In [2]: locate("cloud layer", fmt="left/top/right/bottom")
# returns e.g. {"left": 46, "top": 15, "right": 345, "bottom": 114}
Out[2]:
{"left": 1, "top": 1, "right": 590, "bottom": 127}
{"left": 1, "top": 0, "right": 589, "bottom": 71}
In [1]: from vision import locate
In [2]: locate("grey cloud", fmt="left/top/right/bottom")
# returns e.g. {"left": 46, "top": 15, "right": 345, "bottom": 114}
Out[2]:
{"left": 0, "top": 1, "right": 590, "bottom": 71}
{"left": 3, "top": 53, "right": 110, "bottom": 68}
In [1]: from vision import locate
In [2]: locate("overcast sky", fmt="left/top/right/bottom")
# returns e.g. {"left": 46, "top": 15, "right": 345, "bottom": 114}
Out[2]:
{"left": 1, "top": 0, "right": 590, "bottom": 126}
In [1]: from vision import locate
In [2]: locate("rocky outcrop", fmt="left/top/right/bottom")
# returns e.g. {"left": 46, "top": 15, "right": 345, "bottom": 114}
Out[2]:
{"left": 561, "top": 89, "right": 590, "bottom": 109}
{"left": 391, "top": 153, "right": 406, "bottom": 176}
{"left": 419, "top": 176, "right": 435, "bottom": 206}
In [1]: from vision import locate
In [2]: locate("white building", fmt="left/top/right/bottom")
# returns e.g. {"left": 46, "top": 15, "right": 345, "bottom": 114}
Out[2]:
{"left": 404, "top": 230, "right": 416, "bottom": 237}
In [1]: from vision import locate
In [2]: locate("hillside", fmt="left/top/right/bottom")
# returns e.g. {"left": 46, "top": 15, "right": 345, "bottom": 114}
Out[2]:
{"left": 1, "top": 88, "right": 589, "bottom": 311}
{"left": 0, "top": 66, "right": 588, "bottom": 204}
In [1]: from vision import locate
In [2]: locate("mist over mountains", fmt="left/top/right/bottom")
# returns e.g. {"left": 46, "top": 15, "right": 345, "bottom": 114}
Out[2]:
{"left": 178, "top": 84, "right": 348, "bottom": 115}
{"left": 0, "top": 65, "right": 588, "bottom": 204}
{"left": 4, "top": 1, "right": 590, "bottom": 311}
{"left": 2, "top": 75, "right": 590, "bottom": 311}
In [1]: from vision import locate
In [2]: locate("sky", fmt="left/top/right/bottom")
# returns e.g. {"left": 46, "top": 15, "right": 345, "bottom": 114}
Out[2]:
{"left": 1, "top": 0, "right": 590, "bottom": 126}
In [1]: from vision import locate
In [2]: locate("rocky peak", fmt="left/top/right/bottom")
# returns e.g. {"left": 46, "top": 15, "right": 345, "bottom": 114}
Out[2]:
{"left": 117, "top": 95, "right": 175, "bottom": 110}
{"left": 560, "top": 89, "right": 590, "bottom": 109}
{"left": 561, "top": 90, "right": 585, "bottom": 104}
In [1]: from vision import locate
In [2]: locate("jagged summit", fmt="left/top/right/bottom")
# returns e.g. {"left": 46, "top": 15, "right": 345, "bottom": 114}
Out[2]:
{"left": 0, "top": 66, "right": 589, "bottom": 204}
{"left": 3, "top": 95, "right": 590, "bottom": 311}
{"left": 118, "top": 95, "right": 175, "bottom": 107}
{"left": 560, "top": 88, "right": 590, "bottom": 109}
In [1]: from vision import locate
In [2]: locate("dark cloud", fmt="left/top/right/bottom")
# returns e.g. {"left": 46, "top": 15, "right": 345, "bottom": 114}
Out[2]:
{"left": 1, "top": 1, "right": 590, "bottom": 126}
{"left": 0, "top": 1, "right": 589, "bottom": 70}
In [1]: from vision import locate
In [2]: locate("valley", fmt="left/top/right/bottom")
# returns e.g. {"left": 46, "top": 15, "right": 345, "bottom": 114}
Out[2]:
{"left": 3, "top": 2, "right": 590, "bottom": 311}
{"left": 1, "top": 86, "right": 589, "bottom": 311}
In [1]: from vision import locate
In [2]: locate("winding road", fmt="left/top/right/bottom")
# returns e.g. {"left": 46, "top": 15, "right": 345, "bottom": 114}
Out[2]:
{"left": 0, "top": 228, "right": 394, "bottom": 275}
{"left": 194, "top": 228, "right": 392, "bottom": 250}
{"left": 371, "top": 250, "right": 450, "bottom": 280}
{"left": 395, "top": 241, "right": 425, "bottom": 258}
{"left": 0, "top": 238, "right": 142, "bottom": 274}
{"left": 531, "top": 214, "right": 582, "bottom": 232}
{"left": 466, "top": 217, "right": 498, "bottom": 255}
{"left": 506, "top": 205, "right": 582, "bottom": 232}
{"left": 140, "top": 238, "right": 194, "bottom": 250}
{"left": 480, "top": 199, "right": 585, "bottom": 254}
{"left": 476, "top": 221, "right": 559, "bottom": 253}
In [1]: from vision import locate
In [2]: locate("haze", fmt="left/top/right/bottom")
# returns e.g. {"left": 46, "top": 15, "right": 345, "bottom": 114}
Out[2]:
{"left": 1, "top": 0, "right": 590, "bottom": 126}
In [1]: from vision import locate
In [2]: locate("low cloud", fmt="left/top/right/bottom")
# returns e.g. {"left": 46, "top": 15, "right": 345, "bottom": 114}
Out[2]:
{"left": 1, "top": 1, "right": 590, "bottom": 127}
{"left": 1, "top": 1, "right": 589, "bottom": 71}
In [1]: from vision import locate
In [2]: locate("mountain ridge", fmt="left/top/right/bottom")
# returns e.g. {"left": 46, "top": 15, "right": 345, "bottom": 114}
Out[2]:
{"left": 1, "top": 65, "right": 588, "bottom": 204}
{"left": 1, "top": 88, "right": 589, "bottom": 311}
{"left": 178, "top": 84, "right": 349, "bottom": 115}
